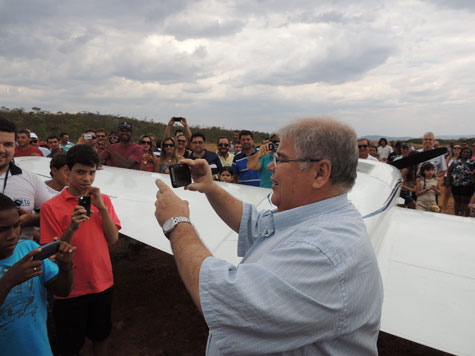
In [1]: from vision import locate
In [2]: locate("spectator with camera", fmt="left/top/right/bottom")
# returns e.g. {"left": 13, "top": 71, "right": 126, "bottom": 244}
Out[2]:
{"left": 232, "top": 130, "right": 261, "bottom": 186}
{"left": 247, "top": 134, "right": 280, "bottom": 188}
{"left": 40, "top": 144, "right": 121, "bottom": 356}
{"left": 164, "top": 117, "right": 192, "bottom": 145}
{"left": 0, "top": 193, "right": 76, "bottom": 356}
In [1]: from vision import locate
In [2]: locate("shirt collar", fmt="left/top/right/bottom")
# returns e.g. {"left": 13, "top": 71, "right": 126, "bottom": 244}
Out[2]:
{"left": 9, "top": 161, "right": 22, "bottom": 175}
{"left": 272, "top": 193, "right": 349, "bottom": 231}
{"left": 61, "top": 188, "right": 79, "bottom": 201}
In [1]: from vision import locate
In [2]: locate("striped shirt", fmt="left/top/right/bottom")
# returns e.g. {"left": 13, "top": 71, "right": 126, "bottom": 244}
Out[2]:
{"left": 200, "top": 194, "right": 383, "bottom": 355}
{"left": 232, "top": 149, "right": 261, "bottom": 186}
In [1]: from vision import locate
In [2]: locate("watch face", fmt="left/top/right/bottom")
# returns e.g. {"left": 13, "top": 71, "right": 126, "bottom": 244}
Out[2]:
{"left": 163, "top": 218, "right": 175, "bottom": 233}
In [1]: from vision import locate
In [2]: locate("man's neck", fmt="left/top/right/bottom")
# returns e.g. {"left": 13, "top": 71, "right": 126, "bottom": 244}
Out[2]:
{"left": 243, "top": 147, "right": 254, "bottom": 157}
{"left": 218, "top": 151, "right": 229, "bottom": 158}
{"left": 193, "top": 150, "right": 206, "bottom": 158}
{"left": 120, "top": 140, "right": 132, "bottom": 147}
{"left": 18, "top": 144, "right": 31, "bottom": 151}
{"left": 47, "top": 180, "right": 64, "bottom": 192}
{"left": 67, "top": 186, "right": 86, "bottom": 197}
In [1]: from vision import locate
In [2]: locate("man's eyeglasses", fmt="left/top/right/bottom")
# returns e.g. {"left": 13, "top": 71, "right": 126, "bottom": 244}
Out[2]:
{"left": 177, "top": 139, "right": 186, "bottom": 143}
{"left": 109, "top": 136, "right": 118, "bottom": 140}
{"left": 272, "top": 153, "right": 321, "bottom": 167}
{"left": 140, "top": 141, "right": 151, "bottom": 145}
{"left": 31, "top": 139, "right": 38, "bottom": 143}
{"left": 218, "top": 143, "right": 229, "bottom": 147}
{"left": 96, "top": 134, "right": 106, "bottom": 138}
{"left": 192, "top": 141, "right": 204, "bottom": 145}
{"left": 358, "top": 145, "right": 368, "bottom": 149}
{"left": 163, "top": 143, "right": 175, "bottom": 148}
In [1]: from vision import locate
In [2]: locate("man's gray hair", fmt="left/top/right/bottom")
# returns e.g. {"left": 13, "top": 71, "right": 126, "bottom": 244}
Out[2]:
{"left": 424, "top": 131, "right": 435, "bottom": 138}
{"left": 277, "top": 118, "right": 358, "bottom": 190}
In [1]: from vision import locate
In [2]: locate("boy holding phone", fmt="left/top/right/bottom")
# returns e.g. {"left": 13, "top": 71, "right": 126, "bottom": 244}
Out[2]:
{"left": 40, "top": 144, "right": 121, "bottom": 356}
{"left": 0, "top": 193, "right": 76, "bottom": 355}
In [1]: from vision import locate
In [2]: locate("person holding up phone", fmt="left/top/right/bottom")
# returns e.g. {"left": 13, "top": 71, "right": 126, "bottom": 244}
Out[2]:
{"left": 164, "top": 116, "right": 192, "bottom": 144}
{"left": 0, "top": 193, "right": 76, "bottom": 356}
{"left": 40, "top": 144, "right": 121, "bottom": 356}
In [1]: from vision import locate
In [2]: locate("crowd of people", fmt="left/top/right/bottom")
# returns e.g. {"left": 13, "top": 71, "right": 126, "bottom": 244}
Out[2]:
{"left": 358, "top": 133, "right": 475, "bottom": 216}
{"left": 1, "top": 113, "right": 475, "bottom": 355}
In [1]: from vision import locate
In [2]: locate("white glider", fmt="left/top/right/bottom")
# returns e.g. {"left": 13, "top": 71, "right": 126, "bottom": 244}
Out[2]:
{"left": 17, "top": 156, "right": 475, "bottom": 356}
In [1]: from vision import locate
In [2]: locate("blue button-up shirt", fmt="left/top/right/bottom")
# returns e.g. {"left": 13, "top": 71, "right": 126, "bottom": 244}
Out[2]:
{"left": 199, "top": 194, "right": 383, "bottom": 355}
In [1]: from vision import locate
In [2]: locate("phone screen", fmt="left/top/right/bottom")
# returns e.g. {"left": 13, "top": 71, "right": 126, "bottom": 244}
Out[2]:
{"left": 170, "top": 164, "right": 192, "bottom": 188}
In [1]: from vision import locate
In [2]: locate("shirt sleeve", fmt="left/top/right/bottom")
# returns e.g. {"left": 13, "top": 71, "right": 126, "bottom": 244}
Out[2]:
{"left": 237, "top": 203, "right": 272, "bottom": 257}
{"left": 199, "top": 238, "right": 344, "bottom": 355}
{"left": 41, "top": 255, "right": 59, "bottom": 284}
{"left": 33, "top": 174, "right": 53, "bottom": 209}
{"left": 40, "top": 202, "right": 66, "bottom": 244}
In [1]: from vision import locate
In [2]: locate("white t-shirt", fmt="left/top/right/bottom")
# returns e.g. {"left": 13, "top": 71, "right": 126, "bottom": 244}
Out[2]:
{"left": 377, "top": 146, "right": 393, "bottom": 160}
{"left": 417, "top": 149, "right": 447, "bottom": 175}
{"left": 1, "top": 163, "right": 51, "bottom": 239}
{"left": 366, "top": 155, "right": 379, "bottom": 162}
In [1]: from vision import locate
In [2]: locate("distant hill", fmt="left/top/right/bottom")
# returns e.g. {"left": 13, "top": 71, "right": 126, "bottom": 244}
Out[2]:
{"left": 0, "top": 107, "right": 271, "bottom": 144}
{"left": 365, "top": 135, "right": 475, "bottom": 144}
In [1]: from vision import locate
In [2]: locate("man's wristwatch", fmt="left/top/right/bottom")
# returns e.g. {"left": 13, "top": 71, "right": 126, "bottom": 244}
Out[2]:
{"left": 163, "top": 217, "right": 191, "bottom": 239}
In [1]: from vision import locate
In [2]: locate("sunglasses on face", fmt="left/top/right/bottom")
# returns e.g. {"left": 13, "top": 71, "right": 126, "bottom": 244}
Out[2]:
{"left": 358, "top": 145, "right": 368, "bottom": 148}
{"left": 96, "top": 134, "right": 106, "bottom": 138}
{"left": 192, "top": 141, "right": 204, "bottom": 145}
{"left": 163, "top": 143, "right": 175, "bottom": 148}
{"left": 218, "top": 143, "right": 229, "bottom": 147}
{"left": 140, "top": 141, "right": 151, "bottom": 145}
{"left": 177, "top": 139, "right": 186, "bottom": 143}
{"left": 31, "top": 140, "right": 38, "bottom": 143}
{"left": 110, "top": 136, "right": 118, "bottom": 140}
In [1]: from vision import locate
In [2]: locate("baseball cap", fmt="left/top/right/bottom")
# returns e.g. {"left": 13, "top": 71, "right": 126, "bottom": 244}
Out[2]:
{"left": 30, "top": 132, "right": 39, "bottom": 139}
{"left": 118, "top": 122, "right": 132, "bottom": 130}
{"left": 401, "top": 142, "right": 411, "bottom": 148}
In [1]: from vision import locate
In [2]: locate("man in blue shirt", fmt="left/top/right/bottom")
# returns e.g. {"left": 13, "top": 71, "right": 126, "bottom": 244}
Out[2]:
{"left": 154, "top": 118, "right": 383, "bottom": 355}
{"left": 246, "top": 133, "right": 280, "bottom": 188}
{"left": 232, "top": 130, "right": 261, "bottom": 186}
{"left": 189, "top": 132, "right": 223, "bottom": 177}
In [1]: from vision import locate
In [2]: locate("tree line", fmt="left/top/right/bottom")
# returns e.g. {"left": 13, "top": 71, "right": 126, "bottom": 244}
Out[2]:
{"left": 0, "top": 107, "right": 271, "bottom": 144}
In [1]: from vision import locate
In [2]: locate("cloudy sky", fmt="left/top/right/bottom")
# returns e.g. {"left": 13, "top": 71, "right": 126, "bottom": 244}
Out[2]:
{"left": 1, "top": 0, "right": 474, "bottom": 137}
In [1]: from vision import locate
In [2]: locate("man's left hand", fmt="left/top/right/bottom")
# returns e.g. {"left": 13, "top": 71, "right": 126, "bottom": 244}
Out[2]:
{"left": 155, "top": 179, "right": 190, "bottom": 227}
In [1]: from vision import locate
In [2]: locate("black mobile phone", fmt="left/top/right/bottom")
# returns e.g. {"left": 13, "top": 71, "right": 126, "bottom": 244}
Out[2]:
{"left": 33, "top": 240, "right": 61, "bottom": 261}
{"left": 172, "top": 117, "right": 183, "bottom": 122}
{"left": 170, "top": 164, "right": 192, "bottom": 188}
{"left": 78, "top": 195, "right": 91, "bottom": 217}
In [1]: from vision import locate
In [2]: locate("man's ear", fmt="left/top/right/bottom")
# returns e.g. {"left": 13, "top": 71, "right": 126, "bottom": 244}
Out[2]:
{"left": 312, "top": 160, "right": 332, "bottom": 189}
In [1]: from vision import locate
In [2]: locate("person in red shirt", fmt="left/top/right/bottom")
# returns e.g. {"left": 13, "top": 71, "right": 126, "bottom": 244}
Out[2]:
{"left": 14, "top": 129, "right": 43, "bottom": 157}
{"left": 40, "top": 144, "right": 120, "bottom": 356}
{"left": 99, "top": 122, "right": 143, "bottom": 169}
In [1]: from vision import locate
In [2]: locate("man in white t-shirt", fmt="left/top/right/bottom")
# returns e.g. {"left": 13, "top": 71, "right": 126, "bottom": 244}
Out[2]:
{"left": 0, "top": 116, "right": 51, "bottom": 241}
{"left": 377, "top": 138, "right": 393, "bottom": 162}
{"left": 417, "top": 132, "right": 447, "bottom": 177}
{"left": 358, "top": 138, "right": 379, "bottom": 162}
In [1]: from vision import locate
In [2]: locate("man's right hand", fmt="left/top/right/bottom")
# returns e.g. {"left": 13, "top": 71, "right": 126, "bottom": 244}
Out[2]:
{"left": 1, "top": 249, "right": 43, "bottom": 288}
{"left": 69, "top": 205, "right": 89, "bottom": 231}
{"left": 181, "top": 159, "right": 215, "bottom": 194}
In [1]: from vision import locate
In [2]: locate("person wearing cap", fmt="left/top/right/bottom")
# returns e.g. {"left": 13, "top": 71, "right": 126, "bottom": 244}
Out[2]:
{"left": 393, "top": 142, "right": 413, "bottom": 161}
{"left": 30, "top": 133, "right": 51, "bottom": 157}
{"left": 14, "top": 130, "right": 43, "bottom": 157}
{"left": 99, "top": 122, "right": 143, "bottom": 170}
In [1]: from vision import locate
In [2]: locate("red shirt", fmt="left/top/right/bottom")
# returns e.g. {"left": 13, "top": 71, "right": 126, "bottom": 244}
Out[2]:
{"left": 99, "top": 143, "right": 143, "bottom": 170}
{"left": 40, "top": 189, "right": 121, "bottom": 298}
{"left": 14, "top": 145, "right": 43, "bottom": 157}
